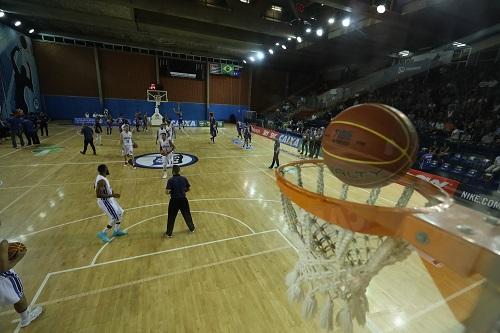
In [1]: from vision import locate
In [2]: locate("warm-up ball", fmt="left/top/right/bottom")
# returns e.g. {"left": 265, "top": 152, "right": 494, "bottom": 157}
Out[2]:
{"left": 8, "top": 242, "right": 26, "bottom": 260}
{"left": 321, "top": 103, "right": 418, "bottom": 188}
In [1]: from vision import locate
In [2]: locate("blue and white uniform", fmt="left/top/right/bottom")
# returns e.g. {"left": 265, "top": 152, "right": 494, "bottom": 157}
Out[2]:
{"left": 121, "top": 131, "right": 134, "bottom": 156}
{"left": 0, "top": 269, "right": 24, "bottom": 306}
{"left": 95, "top": 174, "right": 124, "bottom": 223}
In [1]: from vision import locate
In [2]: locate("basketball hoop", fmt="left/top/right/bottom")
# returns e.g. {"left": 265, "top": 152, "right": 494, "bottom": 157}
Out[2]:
{"left": 276, "top": 159, "right": 454, "bottom": 332}
{"left": 147, "top": 90, "right": 168, "bottom": 126}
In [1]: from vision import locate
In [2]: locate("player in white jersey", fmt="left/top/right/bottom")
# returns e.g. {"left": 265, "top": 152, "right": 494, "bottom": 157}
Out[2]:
{"left": 120, "top": 124, "right": 136, "bottom": 169}
{"left": 159, "top": 132, "right": 176, "bottom": 179}
{"left": 0, "top": 219, "right": 43, "bottom": 328}
{"left": 95, "top": 164, "right": 128, "bottom": 243}
{"left": 156, "top": 122, "right": 168, "bottom": 146}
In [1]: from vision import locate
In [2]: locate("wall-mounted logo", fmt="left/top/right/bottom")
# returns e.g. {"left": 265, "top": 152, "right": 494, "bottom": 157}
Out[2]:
{"left": 134, "top": 152, "right": 198, "bottom": 169}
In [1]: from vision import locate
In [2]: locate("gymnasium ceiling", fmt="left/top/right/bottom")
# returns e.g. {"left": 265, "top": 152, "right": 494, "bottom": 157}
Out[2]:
{"left": 1, "top": 0, "right": 500, "bottom": 70}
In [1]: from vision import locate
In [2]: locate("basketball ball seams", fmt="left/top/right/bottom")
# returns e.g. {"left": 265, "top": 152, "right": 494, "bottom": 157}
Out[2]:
{"left": 322, "top": 103, "right": 418, "bottom": 188}
{"left": 325, "top": 120, "right": 412, "bottom": 164}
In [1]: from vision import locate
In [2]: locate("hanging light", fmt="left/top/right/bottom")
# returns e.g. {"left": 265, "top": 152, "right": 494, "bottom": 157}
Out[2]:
{"left": 316, "top": 28, "right": 324, "bottom": 37}
{"left": 28, "top": 28, "right": 35, "bottom": 34}
{"left": 256, "top": 51, "right": 264, "bottom": 60}
{"left": 377, "top": 5, "right": 386, "bottom": 13}
{"left": 305, "top": 27, "right": 312, "bottom": 33}
{"left": 14, "top": 20, "right": 21, "bottom": 27}
{"left": 268, "top": 49, "right": 274, "bottom": 55}
{"left": 281, "top": 44, "right": 287, "bottom": 50}
{"left": 342, "top": 17, "right": 351, "bottom": 27}
{"left": 297, "top": 36, "right": 303, "bottom": 43}
{"left": 249, "top": 56, "right": 255, "bottom": 62}
{"left": 328, "top": 17, "right": 335, "bottom": 24}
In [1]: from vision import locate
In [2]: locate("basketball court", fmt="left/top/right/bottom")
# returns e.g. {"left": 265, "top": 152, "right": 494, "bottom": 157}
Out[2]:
{"left": 0, "top": 125, "right": 488, "bottom": 332}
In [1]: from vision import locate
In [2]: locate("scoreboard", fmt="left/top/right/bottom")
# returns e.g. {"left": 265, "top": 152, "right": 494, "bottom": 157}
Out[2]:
{"left": 209, "top": 63, "right": 241, "bottom": 77}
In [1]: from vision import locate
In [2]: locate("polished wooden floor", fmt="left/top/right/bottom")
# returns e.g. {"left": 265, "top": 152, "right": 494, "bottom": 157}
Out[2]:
{"left": 0, "top": 124, "right": 483, "bottom": 332}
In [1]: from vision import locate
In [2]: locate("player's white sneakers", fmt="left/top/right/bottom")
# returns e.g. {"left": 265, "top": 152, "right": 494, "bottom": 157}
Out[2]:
{"left": 162, "top": 173, "right": 167, "bottom": 179}
{"left": 20, "top": 306, "right": 43, "bottom": 327}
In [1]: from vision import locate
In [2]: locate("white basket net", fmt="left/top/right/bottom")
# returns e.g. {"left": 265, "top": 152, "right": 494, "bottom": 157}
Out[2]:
{"left": 279, "top": 163, "right": 428, "bottom": 332}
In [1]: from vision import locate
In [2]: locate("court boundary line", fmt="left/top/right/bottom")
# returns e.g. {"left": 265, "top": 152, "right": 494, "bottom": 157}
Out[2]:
{"left": 90, "top": 210, "right": 256, "bottom": 265}
{"left": 14, "top": 198, "right": 279, "bottom": 239}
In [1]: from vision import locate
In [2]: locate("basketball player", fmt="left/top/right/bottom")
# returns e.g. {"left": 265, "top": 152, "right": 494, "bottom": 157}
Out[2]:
{"left": 94, "top": 116, "right": 102, "bottom": 145}
{"left": 95, "top": 164, "right": 128, "bottom": 242}
{"left": 176, "top": 108, "right": 184, "bottom": 129}
{"left": 236, "top": 120, "right": 243, "bottom": 140}
{"left": 242, "top": 123, "right": 252, "bottom": 149}
{"left": 120, "top": 124, "right": 136, "bottom": 169}
{"left": 156, "top": 122, "right": 168, "bottom": 146}
{"left": 209, "top": 112, "right": 217, "bottom": 143}
{"left": 269, "top": 138, "right": 280, "bottom": 168}
{"left": 106, "top": 115, "right": 113, "bottom": 135}
{"left": 0, "top": 237, "right": 43, "bottom": 327}
{"left": 159, "top": 132, "right": 175, "bottom": 179}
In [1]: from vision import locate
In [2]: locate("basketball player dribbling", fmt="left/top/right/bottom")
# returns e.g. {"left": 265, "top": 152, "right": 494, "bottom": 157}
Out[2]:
{"left": 159, "top": 132, "right": 175, "bottom": 179}
{"left": 120, "top": 124, "right": 136, "bottom": 169}
{"left": 95, "top": 164, "right": 128, "bottom": 243}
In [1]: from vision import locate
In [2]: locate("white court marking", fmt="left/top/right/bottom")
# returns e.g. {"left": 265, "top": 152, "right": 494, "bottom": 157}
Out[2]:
{"left": 0, "top": 127, "right": 75, "bottom": 159}
{"left": 90, "top": 209, "right": 256, "bottom": 265}
{"left": 18, "top": 198, "right": 279, "bottom": 238}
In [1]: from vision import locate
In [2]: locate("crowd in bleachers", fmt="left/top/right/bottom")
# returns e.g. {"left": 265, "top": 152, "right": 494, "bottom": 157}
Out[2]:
{"left": 259, "top": 61, "right": 500, "bottom": 192}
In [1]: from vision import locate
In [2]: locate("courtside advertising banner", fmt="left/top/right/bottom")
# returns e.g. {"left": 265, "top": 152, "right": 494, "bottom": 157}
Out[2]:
{"left": 251, "top": 125, "right": 302, "bottom": 148}
{"left": 407, "top": 169, "right": 460, "bottom": 195}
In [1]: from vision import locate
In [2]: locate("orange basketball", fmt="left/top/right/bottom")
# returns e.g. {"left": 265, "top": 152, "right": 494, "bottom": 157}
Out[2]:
{"left": 8, "top": 242, "right": 26, "bottom": 260}
{"left": 321, "top": 103, "right": 418, "bottom": 188}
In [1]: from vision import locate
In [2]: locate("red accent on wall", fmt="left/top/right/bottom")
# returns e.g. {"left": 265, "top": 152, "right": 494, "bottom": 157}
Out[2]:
{"left": 33, "top": 42, "right": 98, "bottom": 96}
{"left": 99, "top": 50, "right": 155, "bottom": 99}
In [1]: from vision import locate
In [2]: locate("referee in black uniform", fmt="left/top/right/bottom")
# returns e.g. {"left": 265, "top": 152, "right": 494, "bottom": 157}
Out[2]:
{"left": 80, "top": 124, "right": 96, "bottom": 155}
{"left": 165, "top": 165, "right": 195, "bottom": 238}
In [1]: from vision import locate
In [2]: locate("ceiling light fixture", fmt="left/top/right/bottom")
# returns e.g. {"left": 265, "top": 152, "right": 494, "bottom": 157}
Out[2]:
{"left": 0, "top": 11, "right": 5, "bottom": 18}
{"left": 281, "top": 44, "right": 287, "bottom": 50}
{"left": 268, "top": 49, "right": 274, "bottom": 55}
{"left": 14, "top": 20, "right": 21, "bottom": 27}
{"left": 377, "top": 4, "right": 386, "bottom": 13}
{"left": 398, "top": 50, "right": 410, "bottom": 57}
{"left": 316, "top": 28, "right": 324, "bottom": 37}
{"left": 249, "top": 56, "right": 255, "bottom": 62}
{"left": 240, "top": 0, "right": 250, "bottom": 3}
{"left": 243, "top": 59, "right": 247, "bottom": 64}
{"left": 256, "top": 51, "right": 265, "bottom": 60}
{"left": 275, "top": 42, "right": 280, "bottom": 46}
{"left": 297, "top": 36, "right": 302, "bottom": 43}
{"left": 287, "top": 37, "right": 292, "bottom": 41}
{"left": 28, "top": 28, "right": 35, "bottom": 34}
{"left": 305, "top": 27, "right": 312, "bottom": 33}
{"left": 342, "top": 17, "right": 351, "bottom": 27}
{"left": 271, "top": 5, "right": 282, "bottom": 12}
{"left": 452, "top": 41, "right": 466, "bottom": 47}
{"left": 328, "top": 17, "right": 335, "bottom": 24}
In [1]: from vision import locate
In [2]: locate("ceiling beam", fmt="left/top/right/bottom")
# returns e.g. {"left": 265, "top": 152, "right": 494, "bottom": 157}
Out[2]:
{"left": 104, "top": 0, "right": 292, "bottom": 38}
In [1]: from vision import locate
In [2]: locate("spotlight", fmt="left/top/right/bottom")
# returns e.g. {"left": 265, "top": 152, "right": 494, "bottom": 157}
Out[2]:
{"left": 14, "top": 20, "right": 21, "bottom": 27}
{"left": 305, "top": 27, "right": 312, "bottom": 33}
{"left": 287, "top": 37, "right": 291, "bottom": 41}
{"left": 275, "top": 42, "right": 280, "bottom": 46}
{"left": 28, "top": 28, "right": 35, "bottom": 34}
{"left": 268, "top": 49, "right": 274, "bottom": 55}
{"left": 377, "top": 4, "right": 386, "bottom": 13}
{"left": 328, "top": 17, "right": 335, "bottom": 24}
{"left": 243, "top": 59, "right": 247, "bottom": 64}
{"left": 281, "top": 44, "right": 287, "bottom": 50}
{"left": 249, "top": 56, "right": 255, "bottom": 62}
{"left": 256, "top": 51, "right": 264, "bottom": 60}
{"left": 342, "top": 17, "right": 350, "bottom": 27}
{"left": 297, "top": 36, "right": 302, "bottom": 43}
{"left": 0, "top": 11, "right": 5, "bottom": 18}
{"left": 316, "top": 28, "right": 324, "bottom": 37}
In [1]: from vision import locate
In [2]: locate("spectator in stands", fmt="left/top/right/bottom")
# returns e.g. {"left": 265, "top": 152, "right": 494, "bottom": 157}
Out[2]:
{"left": 313, "top": 127, "right": 324, "bottom": 158}
{"left": 485, "top": 156, "right": 500, "bottom": 177}
{"left": 481, "top": 132, "right": 495, "bottom": 145}
{"left": 7, "top": 111, "right": 24, "bottom": 149}
{"left": 308, "top": 129, "right": 316, "bottom": 158}
{"left": 300, "top": 129, "right": 309, "bottom": 156}
{"left": 38, "top": 112, "right": 48, "bottom": 137}
{"left": 22, "top": 114, "right": 39, "bottom": 146}
{"left": 0, "top": 119, "right": 8, "bottom": 143}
